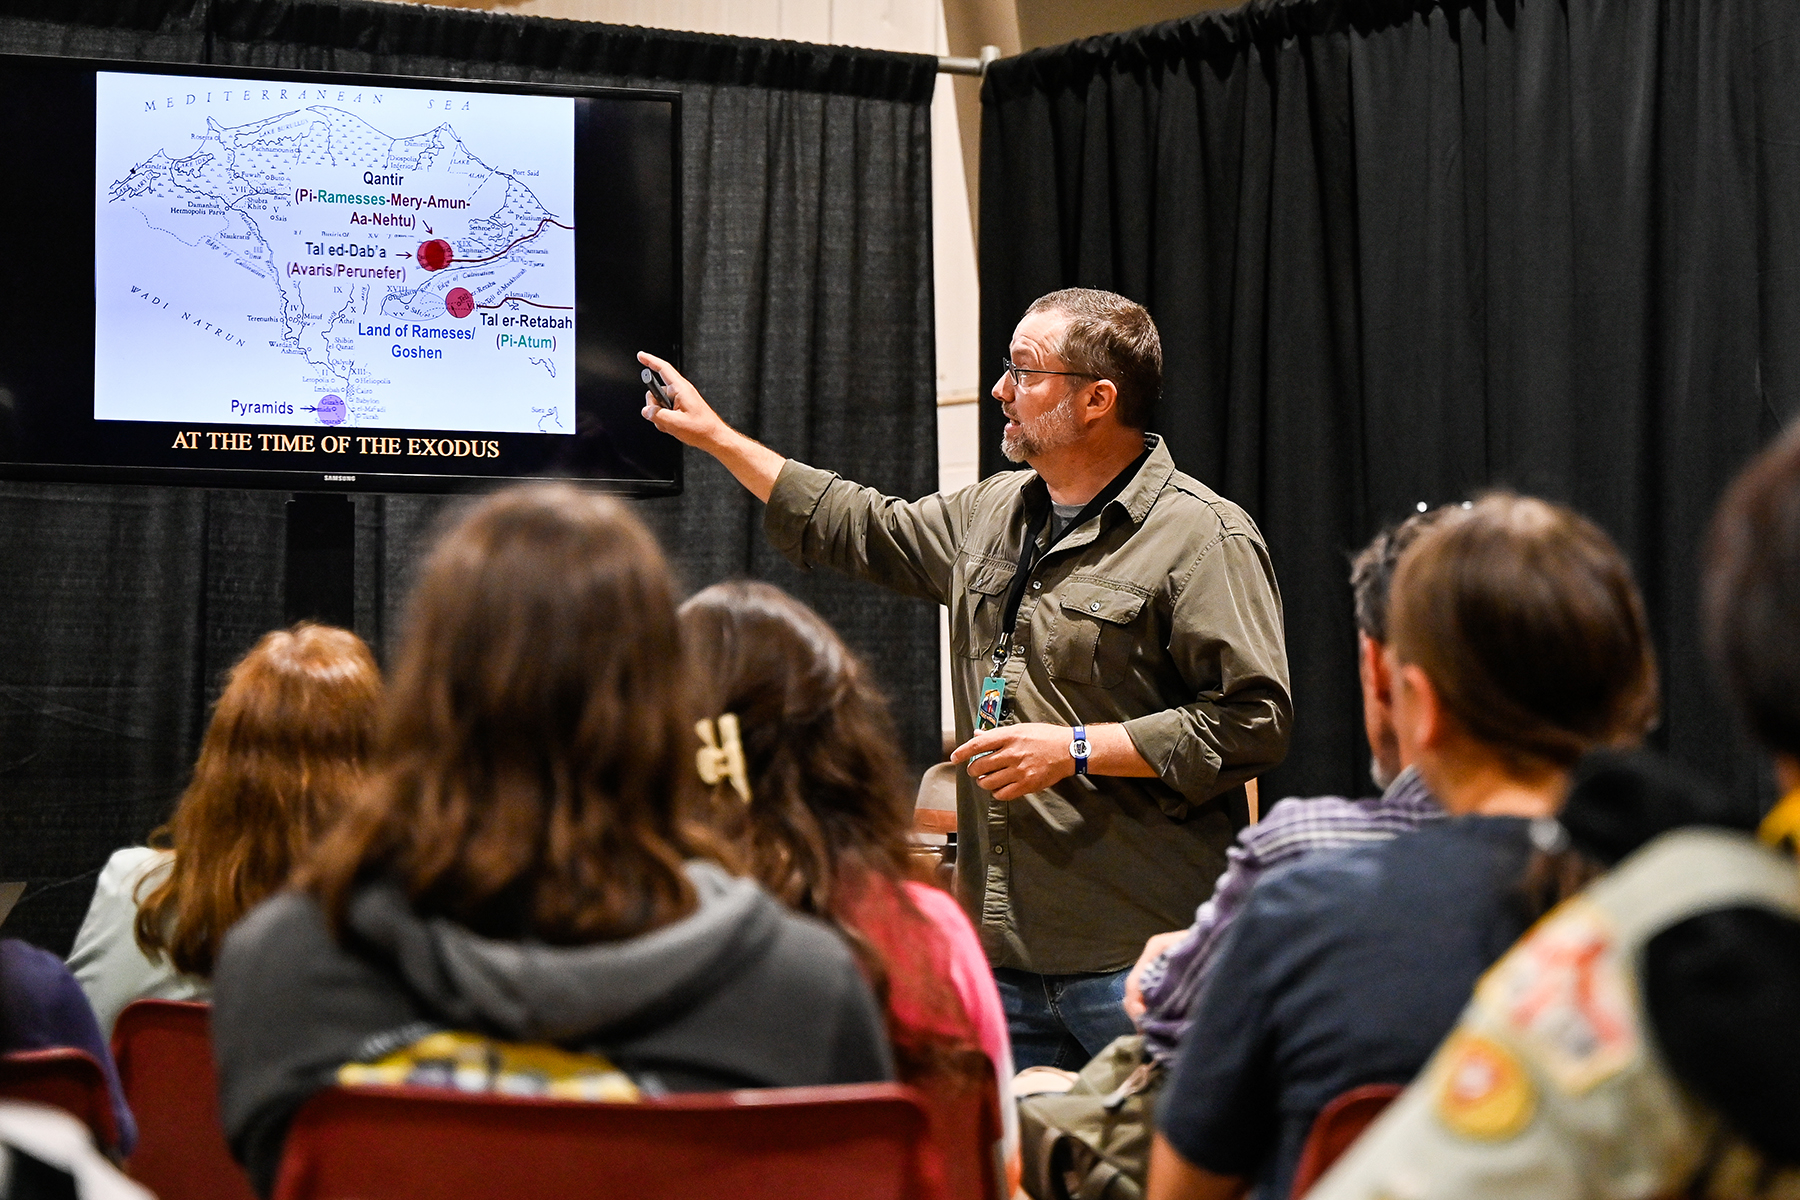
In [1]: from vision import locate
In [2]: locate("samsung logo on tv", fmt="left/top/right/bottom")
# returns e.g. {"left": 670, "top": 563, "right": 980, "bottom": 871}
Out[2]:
{"left": 323, "top": 474, "right": 356, "bottom": 482}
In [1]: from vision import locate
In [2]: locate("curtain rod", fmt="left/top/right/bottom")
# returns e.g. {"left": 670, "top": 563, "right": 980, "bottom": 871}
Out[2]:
{"left": 937, "top": 45, "right": 1002, "bottom": 76}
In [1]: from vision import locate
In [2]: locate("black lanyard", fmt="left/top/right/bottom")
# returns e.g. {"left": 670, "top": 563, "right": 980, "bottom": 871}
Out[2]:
{"left": 991, "top": 448, "right": 1150, "bottom": 670}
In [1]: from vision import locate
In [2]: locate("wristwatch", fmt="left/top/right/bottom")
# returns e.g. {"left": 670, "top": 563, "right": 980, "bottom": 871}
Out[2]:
{"left": 1069, "top": 724, "right": 1090, "bottom": 776}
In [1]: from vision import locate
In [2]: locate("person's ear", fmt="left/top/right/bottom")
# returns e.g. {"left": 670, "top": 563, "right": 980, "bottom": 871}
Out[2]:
{"left": 1398, "top": 661, "right": 1447, "bottom": 751}
{"left": 1359, "top": 632, "right": 1403, "bottom": 783}
{"left": 1085, "top": 378, "right": 1118, "bottom": 424}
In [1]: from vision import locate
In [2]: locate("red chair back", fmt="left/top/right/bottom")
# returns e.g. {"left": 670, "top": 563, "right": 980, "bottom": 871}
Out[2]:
{"left": 272, "top": 1082, "right": 935, "bottom": 1200}
{"left": 111, "top": 999, "right": 256, "bottom": 1200}
{"left": 914, "top": 1059, "right": 1004, "bottom": 1200}
{"left": 0, "top": 1047, "right": 120, "bottom": 1152}
{"left": 1288, "top": 1083, "right": 1403, "bottom": 1198}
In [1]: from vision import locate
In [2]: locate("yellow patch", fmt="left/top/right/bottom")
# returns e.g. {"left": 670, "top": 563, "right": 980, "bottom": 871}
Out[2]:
{"left": 337, "top": 1029, "right": 640, "bottom": 1102}
{"left": 1758, "top": 788, "right": 1800, "bottom": 855}
{"left": 1434, "top": 1032, "right": 1535, "bottom": 1141}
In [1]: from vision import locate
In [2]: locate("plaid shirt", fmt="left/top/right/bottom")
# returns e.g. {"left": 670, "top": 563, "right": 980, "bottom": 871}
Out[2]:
{"left": 1137, "top": 766, "right": 1441, "bottom": 1062}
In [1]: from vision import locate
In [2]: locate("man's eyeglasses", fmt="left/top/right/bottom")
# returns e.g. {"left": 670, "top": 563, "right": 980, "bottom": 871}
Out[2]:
{"left": 1000, "top": 358, "right": 1100, "bottom": 388}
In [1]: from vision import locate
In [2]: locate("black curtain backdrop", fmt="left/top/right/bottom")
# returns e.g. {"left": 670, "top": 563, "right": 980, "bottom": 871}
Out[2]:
{"left": 0, "top": 0, "right": 938, "bottom": 954}
{"left": 980, "top": 0, "right": 1800, "bottom": 812}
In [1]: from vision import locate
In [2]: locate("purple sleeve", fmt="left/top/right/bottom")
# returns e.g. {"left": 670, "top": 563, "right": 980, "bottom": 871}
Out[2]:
{"left": 1, "top": 938, "right": 138, "bottom": 1155}
{"left": 1138, "top": 848, "right": 1269, "bottom": 1059}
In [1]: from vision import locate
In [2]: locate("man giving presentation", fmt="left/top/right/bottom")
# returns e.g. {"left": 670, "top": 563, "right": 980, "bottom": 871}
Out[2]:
{"left": 639, "top": 288, "right": 1291, "bottom": 1069}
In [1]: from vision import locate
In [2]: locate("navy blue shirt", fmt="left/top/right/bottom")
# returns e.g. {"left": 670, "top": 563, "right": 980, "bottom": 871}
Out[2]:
{"left": 1155, "top": 816, "right": 1532, "bottom": 1200}
{"left": 1, "top": 938, "right": 136, "bottom": 1155}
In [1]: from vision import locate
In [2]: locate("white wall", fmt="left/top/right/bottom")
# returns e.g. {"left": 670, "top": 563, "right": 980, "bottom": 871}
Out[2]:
{"left": 398, "top": 1, "right": 935, "bottom": 47}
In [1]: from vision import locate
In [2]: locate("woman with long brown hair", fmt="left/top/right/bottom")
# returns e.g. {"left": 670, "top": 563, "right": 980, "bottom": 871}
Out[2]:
{"left": 67, "top": 622, "right": 381, "bottom": 1037}
{"left": 209, "top": 486, "right": 892, "bottom": 1197}
{"left": 679, "top": 582, "right": 1016, "bottom": 1162}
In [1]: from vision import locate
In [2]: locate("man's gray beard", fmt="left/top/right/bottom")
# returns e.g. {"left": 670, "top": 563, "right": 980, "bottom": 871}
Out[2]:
{"left": 1000, "top": 388, "right": 1085, "bottom": 463}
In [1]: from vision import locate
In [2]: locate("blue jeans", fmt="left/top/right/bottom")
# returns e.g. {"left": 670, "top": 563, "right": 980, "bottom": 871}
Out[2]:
{"left": 995, "top": 966, "right": 1136, "bottom": 1071}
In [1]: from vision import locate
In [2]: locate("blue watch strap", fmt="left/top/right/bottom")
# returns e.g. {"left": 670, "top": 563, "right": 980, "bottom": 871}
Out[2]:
{"left": 1070, "top": 724, "right": 1090, "bottom": 776}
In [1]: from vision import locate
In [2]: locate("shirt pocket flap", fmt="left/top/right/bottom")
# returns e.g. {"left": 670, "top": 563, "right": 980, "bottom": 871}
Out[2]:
{"left": 966, "top": 558, "right": 1017, "bottom": 596}
{"left": 1060, "top": 581, "right": 1146, "bottom": 625}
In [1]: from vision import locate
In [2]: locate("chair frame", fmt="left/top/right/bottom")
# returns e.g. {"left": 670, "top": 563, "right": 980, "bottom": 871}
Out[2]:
{"left": 0, "top": 1046, "right": 121, "bottom": 1153}
{"left": 272, "top": 1081, "right": 937, "bottom": 1200}
{"left": 111, "top": 999, "right": 257, "bottom": 1200}
{"left": 1288, "top": 1082, "right": 1403, "bottom": 1198}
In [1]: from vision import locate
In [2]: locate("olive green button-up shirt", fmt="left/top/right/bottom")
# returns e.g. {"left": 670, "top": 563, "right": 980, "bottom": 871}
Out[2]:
{"left": 764, "top": 435, "right": 1292, "bottom": 974}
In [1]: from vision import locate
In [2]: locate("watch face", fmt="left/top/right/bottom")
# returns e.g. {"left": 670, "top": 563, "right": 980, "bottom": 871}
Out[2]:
{"left": 1070, "top": 739, "right": 1091, "bottom": 757}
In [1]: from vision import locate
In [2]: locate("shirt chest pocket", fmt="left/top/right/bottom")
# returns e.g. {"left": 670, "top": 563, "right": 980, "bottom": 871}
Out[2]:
{"left": 1046, "top": 581, "right": 1148, "bottom": 688}
{"left": 950, "top": 557, "right": 1017, "bottom": 659}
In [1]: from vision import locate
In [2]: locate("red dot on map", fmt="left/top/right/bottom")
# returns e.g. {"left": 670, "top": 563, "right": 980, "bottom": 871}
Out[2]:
{"left": 445, "top": 288, "right": 475, "bottom": 319}
{"left": 417, "top": 239, "right": 453, "bottom": 272}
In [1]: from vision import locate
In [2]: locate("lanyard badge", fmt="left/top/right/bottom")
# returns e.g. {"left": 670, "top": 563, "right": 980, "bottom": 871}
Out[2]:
{"left": 980, "top": 510, "right": 1043, "bottom": 736}
{"left": 969, "top": 453, "right": 1151, "bottom": 741}
{"left": 979, "top": 625, "right": 1016, "bottom": 732}
{"left": 977, "top": 673, "right": 1006, "bottom": 732}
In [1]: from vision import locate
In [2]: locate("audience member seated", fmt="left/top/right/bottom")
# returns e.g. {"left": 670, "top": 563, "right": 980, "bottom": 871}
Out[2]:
{"left": 680, "top": 580, "right": 1017, "bottom": 1160}
{"left": 1014, "top": 509, "right": 1448, "bottom": 1200}
{"left": 1133, "top": 506, "right": 1454, "bottom": 1052}
{"left": 209, "top": 486, "right": 894, "bottom": 1197}
{"left": 1309, "top": 428, "right": 1800, "bottom": 1200}
{"left": 0, "top": 955, "right": 150, "bottom": 1200}
{"left": 1146, "top": 492, "right": 1660, "bottom": 1200}
{"left": 0, "top": 941, "right": 134, "bottom": 1157}
{"left": 66, "top": 623, "right": 381, "bottom": 1038}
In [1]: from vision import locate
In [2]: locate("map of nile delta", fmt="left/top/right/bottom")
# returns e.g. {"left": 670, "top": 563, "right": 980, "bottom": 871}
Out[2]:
{"left": 94, "top": 72, "right": 577, "bottom": 435}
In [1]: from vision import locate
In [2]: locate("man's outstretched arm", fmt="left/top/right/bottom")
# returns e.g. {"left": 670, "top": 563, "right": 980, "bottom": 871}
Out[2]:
{"left": 636, "top": 350, "right": 965, "bottom": 606}
{"left": 637, "top": 351, "right": 785, "bottom": 502}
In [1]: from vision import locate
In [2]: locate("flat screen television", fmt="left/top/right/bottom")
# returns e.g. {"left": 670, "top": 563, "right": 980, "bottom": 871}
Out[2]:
{"left": 0, "top": 54, "right": 682, "bottom": 495}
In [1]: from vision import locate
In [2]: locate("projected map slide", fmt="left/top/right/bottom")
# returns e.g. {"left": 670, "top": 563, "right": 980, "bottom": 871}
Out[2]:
{"left": 94, "top": 71, "right": 576, "bottom": 434}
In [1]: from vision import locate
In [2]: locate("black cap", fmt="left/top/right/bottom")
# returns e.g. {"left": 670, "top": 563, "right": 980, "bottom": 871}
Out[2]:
{"left": 1559, "top": 749, "right": 1758, "bottom": 867}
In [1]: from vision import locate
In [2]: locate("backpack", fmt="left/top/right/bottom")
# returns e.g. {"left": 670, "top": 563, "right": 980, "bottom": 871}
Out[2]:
{"left": 1019, "top": 1035, "right": 1165, "bottom": 1200}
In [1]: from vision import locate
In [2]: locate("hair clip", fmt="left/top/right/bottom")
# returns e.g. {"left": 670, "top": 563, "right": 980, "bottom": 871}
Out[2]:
{"left": 696, "top": 713, "right": 751, "bottom": 804}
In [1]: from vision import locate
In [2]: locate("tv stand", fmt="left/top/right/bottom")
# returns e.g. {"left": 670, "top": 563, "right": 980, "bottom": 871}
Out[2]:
{"left": 284, "top": 493, "right": 355, "bottom": 630}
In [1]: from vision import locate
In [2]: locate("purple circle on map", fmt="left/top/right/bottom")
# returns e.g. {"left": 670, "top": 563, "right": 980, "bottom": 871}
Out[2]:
{"left": 317, "top": 395, "right": 346, "bottom": 426}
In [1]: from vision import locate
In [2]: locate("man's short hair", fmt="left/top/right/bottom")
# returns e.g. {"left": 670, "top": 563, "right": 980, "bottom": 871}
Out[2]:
{"left": 1349, "top": 507, "right": 1453, "bottom": 642}
{"left": 1705, "top": 422, "right": 1800, "bottom": 758}
{"left": 1025, "top": 288, "right": 1161, "bottom": 430}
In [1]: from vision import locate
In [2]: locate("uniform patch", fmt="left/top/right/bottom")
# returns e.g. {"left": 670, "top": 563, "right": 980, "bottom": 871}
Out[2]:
{"left": 1434, "top": 1032, "right": 1535, "bottom": 1141}
{"left": 1758, "top": 788, "right": 1800, "bottom": 854}
{"left": 1476, "top": 899, "right": 1637, "bottom": 1093}
{"left": 338, "top": 1029, "right": 639, "bottom": 1101}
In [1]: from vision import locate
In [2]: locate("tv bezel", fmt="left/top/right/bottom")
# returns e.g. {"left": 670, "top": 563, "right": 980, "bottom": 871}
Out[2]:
{"left": 0, "top": 53, "right": 684, "bottom": 497}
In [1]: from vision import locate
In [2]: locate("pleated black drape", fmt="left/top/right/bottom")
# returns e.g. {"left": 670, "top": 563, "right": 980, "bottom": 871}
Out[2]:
{"left": 980, "top": 0, "right": 1798, "bottom": 811}
{"left": 0, "top": 0, "right": 938, "bottom": 953}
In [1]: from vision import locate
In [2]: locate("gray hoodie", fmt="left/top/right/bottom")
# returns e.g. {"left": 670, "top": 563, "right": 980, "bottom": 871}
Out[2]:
{"left": 211, "top": 862, "right": 893, "bottom": 1196}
